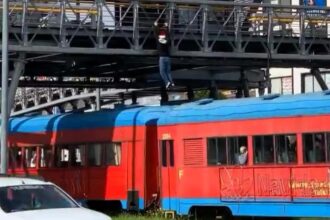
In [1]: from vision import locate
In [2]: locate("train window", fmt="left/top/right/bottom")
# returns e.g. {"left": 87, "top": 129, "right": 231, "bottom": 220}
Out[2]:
{"left": 207, "top": 136, "right": 248, "bottom": 166}
{"left": 55, "top": 146, "right": 70, "bottom": 167}
{"left": 254, "top": 134, "right": 297, "bottom": 164}
{"left": 275, "top": 134, "right": 297, "bottom": 164}
{"left": 207, "top": 138, "right": 226, "bottom": 165}
{"left": 9, "top": 147, "right": 22, "bottom": 169}
{"left": 207, "top": 139, "right": 217, "bottom": 165}
{"left": 169, "top": 142, "right": 174, "bottom": 167}
{"left": 87, "top": 143, "right": 103, "bottom": 166}
{"left": 70, "top": 145, "right": 86, "bottom": 167}
{"left": 161, "top": 141, "right": 167, "bottom": 167}
{"left": 105, "top": 143, "right": 121, "bottom": 166}
{"left": 228, "top": 137, "right": 248, "bottom": 165}
{"left": 253, "top": 135, "right": 274, "bottom": 164}
{"left": 24, "top": 147, "right": 37, "bottom": 168}
{"left": 303, "top": 133, "right": 326, "bottom": 163}
{"left": 161, "top": 140, "right": 174, "bottom": 167}
{"left": 40, "top": 147, "right": 53, "bottom": 168}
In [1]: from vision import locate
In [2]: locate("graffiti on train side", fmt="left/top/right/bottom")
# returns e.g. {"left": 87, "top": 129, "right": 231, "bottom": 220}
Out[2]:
{"left": 220, "top": 177, "right": 254, "bottom": 198}
{"left": 291, "top": 180, "right": 330, "bottom": 196}
{"left": 220, "top": 175, "right": 330, "bottom": 198}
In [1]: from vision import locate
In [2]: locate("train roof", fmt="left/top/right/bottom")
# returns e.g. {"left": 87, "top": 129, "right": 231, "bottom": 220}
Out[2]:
{"left": 9, "top": 92, "right": 330, "bottom": 132}
{"left": 9, "top": 105, "right": 171, "bottom": 133}
{"left": 157, "top": 91, "right": 330, "bottom": 125}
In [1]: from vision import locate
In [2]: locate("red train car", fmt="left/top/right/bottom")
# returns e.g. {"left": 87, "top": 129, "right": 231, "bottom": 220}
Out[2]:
{"left": 8, "top": 92, "right": 330, "bottom": 219}
{"left": 8, "top": 106, "right": 170, "bottom": 211}
{"left": 157, "top": 93, "right": 330, "bottom": 219}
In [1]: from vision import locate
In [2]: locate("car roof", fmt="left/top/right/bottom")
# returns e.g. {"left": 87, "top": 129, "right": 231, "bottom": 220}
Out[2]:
{"left": 0, "top": 176, "right": 51, "bottom": 187}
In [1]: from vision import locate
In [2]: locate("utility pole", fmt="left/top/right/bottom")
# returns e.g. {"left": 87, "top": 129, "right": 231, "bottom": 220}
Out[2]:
{"left": 1, "top": 0, "right": 9, "bottom": 174}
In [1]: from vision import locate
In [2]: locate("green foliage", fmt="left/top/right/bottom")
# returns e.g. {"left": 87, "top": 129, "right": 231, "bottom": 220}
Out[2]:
{"left": 193, "top": 89, "right": 228, "bottom": 100}
{"left": 193, "top": 90, "right": 209, "bottom": 99}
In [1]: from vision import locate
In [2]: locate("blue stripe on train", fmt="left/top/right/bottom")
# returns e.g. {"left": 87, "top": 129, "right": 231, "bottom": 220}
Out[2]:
{"left": 161, "top": 197, "right": 330, "bottom": 217}
{"left": 120, "top": 198, "right": 145, "bottom": 210}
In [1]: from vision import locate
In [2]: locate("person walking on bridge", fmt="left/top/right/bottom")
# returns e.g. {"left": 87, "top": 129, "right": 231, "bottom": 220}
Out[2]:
{"left": 153, "top": 21, "right": 174, "bottom": 89}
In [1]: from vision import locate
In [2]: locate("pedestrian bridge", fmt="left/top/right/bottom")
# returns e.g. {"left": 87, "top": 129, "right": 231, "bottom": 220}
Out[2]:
{"left": 2, "top": 0, "right": 330, "bottom": 116}
{"left": 2, "top": 0, "right": 330, "bottom": 67}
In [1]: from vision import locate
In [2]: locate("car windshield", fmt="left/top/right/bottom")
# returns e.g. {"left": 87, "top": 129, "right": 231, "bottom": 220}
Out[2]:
{"left": 0, "top": 184, "right": 79, "bottom": 213}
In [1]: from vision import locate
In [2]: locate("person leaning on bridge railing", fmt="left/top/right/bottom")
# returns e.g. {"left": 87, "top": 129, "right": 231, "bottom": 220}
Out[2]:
{"left": 153, "top": 20, "right": 174, "bottom": 89}
{"left": 241, "top": 0, "right": 263, "bottom": 32}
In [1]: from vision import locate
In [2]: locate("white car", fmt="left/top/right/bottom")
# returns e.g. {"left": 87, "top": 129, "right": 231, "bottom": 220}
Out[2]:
{"left": 0, "top": 176, "right": 111, "bottom": 220}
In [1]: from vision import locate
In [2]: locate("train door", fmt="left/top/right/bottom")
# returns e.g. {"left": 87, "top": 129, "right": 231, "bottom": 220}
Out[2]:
{"left": 67, "top": 145, "right": 88, "bottom": 199}
{"left": 145, "top": 125, "right": 160, "bottom": 209}
{"left": 87, "top": 143, "right": 108, "bottom": 200}
{"left": 160, "top": 140, "right": 175, "bottom": 210}
{"left": 52, "top": 145, "right": 87, "bottom": 199}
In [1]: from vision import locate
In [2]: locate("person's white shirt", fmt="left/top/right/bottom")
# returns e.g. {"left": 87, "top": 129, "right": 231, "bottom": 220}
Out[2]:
{"left": 237, "top": 146, "right": 248, "bottom": 165}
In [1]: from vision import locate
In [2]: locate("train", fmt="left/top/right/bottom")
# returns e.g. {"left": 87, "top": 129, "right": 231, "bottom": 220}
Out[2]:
{"left": 7, "top": 91, "right": 330, "bottom": 219}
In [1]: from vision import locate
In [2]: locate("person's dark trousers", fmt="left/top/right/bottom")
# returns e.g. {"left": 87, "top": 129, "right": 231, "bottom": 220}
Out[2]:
{"left": 159, "top": 56, "right": 173, "bottom": 86}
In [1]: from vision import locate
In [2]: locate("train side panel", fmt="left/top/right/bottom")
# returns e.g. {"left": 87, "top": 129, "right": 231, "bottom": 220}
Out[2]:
{"left": 9, "top": 125, "right": 149, "bottom": 210}
{"left": 158, "top": 115, "right": 330, "bottom": 217}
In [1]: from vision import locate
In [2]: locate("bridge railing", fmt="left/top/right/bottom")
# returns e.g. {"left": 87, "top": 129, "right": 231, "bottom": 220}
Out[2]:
{"left": 2, "top": 0, "right": 330, "bottom": 56}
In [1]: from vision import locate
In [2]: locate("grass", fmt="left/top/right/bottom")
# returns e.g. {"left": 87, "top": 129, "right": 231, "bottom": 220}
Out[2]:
{"left": 112, "top": 214, "right": 166, "bottom": 220}
{"left": 111, "top": 215, "right": 330, "bottom": 220}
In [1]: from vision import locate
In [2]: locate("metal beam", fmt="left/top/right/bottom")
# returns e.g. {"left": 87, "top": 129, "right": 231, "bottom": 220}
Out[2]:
{"left": 142, "top": 0, "right": 330, "bottom": 10}
{"left": 1, "top": 0, "right": 8, "bottom": 174}
{"left": 7, "top": 45, "right": 330, "bottom": 61}
{"left": 8, "top": 53, "right": 26, "bottom": 115}
{"left": 311, "top": 68, "right": 328, "bottom": 91}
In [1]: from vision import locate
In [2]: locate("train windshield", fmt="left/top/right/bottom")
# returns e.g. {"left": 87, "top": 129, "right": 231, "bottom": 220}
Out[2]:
{"left": 0, "top": 184, "right": 78, "bottom": 213}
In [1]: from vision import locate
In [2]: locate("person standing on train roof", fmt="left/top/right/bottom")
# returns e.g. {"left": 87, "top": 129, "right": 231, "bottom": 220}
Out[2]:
{"left": 153, "top": 20, "right": 174, "bottom": 89}
{"left": 238, "top": 146, "right": 248, "bottom": 165}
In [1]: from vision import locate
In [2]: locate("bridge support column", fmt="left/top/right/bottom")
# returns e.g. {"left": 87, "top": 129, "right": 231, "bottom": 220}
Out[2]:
{"left": 258, "top": 81, "right": 266, "bottom": 96}
{"left": 160, "top": 87, "right": 168, "bottom": 105}
{"left": 1, "top": 0, "right": 9, "bottom": 174}
{"left": 96, "top": 0, "right": 104, "bottom": 48}
{"left": 59, "top": 0, "right": 67, "bottom": 47}
{"left": 133, "top": 0, "right": 140, "bottom": 50}
{"left": 96, "top": 83, "right": 101, "bottom": 111}
{"left": 236, "top": 89, "right": 243, "bottom": 98}
{"left": 21, "top": 0, "right": 28, "bottom": 46}
{"left": 131, "top": 92, "right": 137, "bottom": 105}
{"left": 202, "top": 4, "right": 209, "bottom": 52}
{"left": 209, "top": 86, "right": 218, "bottom": 99}
{"left": 299, "top": 9, "right": 306, "bottom": 55}
{"left": 119, "top": 92, "right": 125, "bottom": 105}
{"left": 267, "top": 8, "right": 274, "bottom": 54}
{"left": 8, "top": 53, "right": 26, "bottom": 116}
{"left": 234, "top": 6, "right": 242, "bottom": 53}
{"left": 240, "top": 69, "right": 250, "bottom": 97}
{"left": 187, "top": 86, "right": 194, "bottom": 101}
{"left": 311, "top": 68, "right": 328, "bottom": 91}
{"left": 265, "top": 66, "right": 271, "bottom": 95}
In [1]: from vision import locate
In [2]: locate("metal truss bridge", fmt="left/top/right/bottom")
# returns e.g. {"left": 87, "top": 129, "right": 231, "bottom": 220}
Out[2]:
{"left": 1, "top": 0, "right": 330, "bottom": 114}
{"left": 2, "top": 0, "right": 330, "bottom": 61}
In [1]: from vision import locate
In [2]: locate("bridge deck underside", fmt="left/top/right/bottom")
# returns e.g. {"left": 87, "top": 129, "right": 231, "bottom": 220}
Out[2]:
{"left": 1, "top": 0, "right": 330, "bottom": 91}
